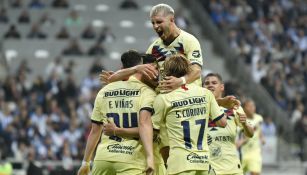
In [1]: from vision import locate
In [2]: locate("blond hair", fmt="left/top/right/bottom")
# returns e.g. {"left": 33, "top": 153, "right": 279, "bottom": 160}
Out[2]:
{"left": 150, "top": 3, "right": 175, "bottom": 17}
{"left": 164, "top": 54, "right": 190, "bottom": 78}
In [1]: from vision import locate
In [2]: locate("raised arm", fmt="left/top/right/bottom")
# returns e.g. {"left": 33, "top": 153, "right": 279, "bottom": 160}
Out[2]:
{"left": 108, "top": 64, "right": 158, "bottom": 83}
{"left": 102, "top": 121, "right": 139, "bottom": 138}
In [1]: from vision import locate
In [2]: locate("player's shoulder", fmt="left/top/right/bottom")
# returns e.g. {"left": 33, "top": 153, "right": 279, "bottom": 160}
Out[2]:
{"left": 141, "top": 84, "right": 156, "bottom": 96}
{"left": 254, "top": 113, "right": 264, "bottom": 121}
{"left": 202, "top": 87, "right": 214, "bottom": 96}
{"left": 183, "top": 84, "right": 203, "bottom": 92}
{"left": 146, "top": 37, "right": 163, "bottom": 53}
{"left": 180, "top": 30, "right": 199, "bottom": 42}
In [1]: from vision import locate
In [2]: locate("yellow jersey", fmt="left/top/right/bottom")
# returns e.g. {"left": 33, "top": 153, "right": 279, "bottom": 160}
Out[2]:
{"left": 91, "top": 76, "right": 157, "bottom": 167}
{"left": 208, "top": 106, "right": 246, "bottom": 174}
{"left": 152, "top": 84, "right": 224, "bottom": 174}
{"left": 146, "top": 30, "right": 203, "bottom": 86}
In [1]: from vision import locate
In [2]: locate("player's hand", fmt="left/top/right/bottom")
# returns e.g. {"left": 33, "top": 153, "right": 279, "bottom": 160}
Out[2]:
{"left": 77, "top": 165, "right": 90, "bottom": 175}
{"left": 143, "top": 157, "right": 155, "bottom": 175}
{"left": 217, "top": 96, "right": 240, "bottom": 109}
{"left": 237, "top": 112, "right": 247, "bottom": 124}
{"left": 135, "top": 64, "right": 158, "bottom": 80}
{"left": 159, "top": 76, "right": 182, "bottom": 93}
{"left": 144, "top": 166, "right": 154, "bottom": 175}
{"left": 103, "top": 121, "right": 117, "bottom": 136}
{"left": 99, "top": 70, "right": 114, "bottom": 84}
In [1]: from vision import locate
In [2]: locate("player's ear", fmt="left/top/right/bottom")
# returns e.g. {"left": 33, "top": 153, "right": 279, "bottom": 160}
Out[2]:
{"left": 170, "top": 16, "right": 175, "bottom": 22}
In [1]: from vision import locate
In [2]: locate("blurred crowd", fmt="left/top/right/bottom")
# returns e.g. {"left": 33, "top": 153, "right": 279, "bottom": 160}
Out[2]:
{"left": 201, "top": 0, "right": 307, "bottom": 155}
{"left": 0, "top": 56, "right": 106, "bottom": 173}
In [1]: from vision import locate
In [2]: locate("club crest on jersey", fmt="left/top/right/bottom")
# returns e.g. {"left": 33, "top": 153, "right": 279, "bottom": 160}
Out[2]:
{"left": 192, "top": 50, "right": 200, "bottom": 58}
{"left": 211, "top": 146, "right": 221, "bottom": 158}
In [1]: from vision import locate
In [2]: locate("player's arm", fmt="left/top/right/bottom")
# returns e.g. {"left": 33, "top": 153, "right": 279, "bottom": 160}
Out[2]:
{"left": 159, "top": 37, "right": 203, "bottom": 91}
{"left": 236, "top": 134, "right": 248, "bottom": 148}
{"left": 214, "top": 114, "right": 227, "bottom": 127}
{"left": 103, "top": 121, "right": 139, "bottom": 138}
{"left": 151, "top": 95, "right": 169, "bottom": 163}
{"left": 236, "top": 111, "right": 254, "bottom": 138}
{"left": 216, "top": 95, "right": 241, "bottom": 109}
{"left": 159, "top": 63, "right": 201, "bottom": 92}
{"left": 77, "top": 122, "right": 103, "bottom": 175}
{"left": 209, "top": 90, "right": 227, "bottom": 127}
{"left": 107, "top": 64, "right": 158, "bottom": 83}
{"left": 139, "top": 109, "right": 155, "bottom": 174}
{"left": 185, "top": 64, "right": 202, "bottom": 84}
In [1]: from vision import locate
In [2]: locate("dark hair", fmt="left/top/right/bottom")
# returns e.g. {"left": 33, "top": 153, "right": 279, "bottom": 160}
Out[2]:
{"left": 121, "top": 50, "right": 142, "bottom": 68}
{"left": 142, "top": 54, "right": 156, "bottom": 64}
{"left": 204, "top": 73, "right": 223, "bottom": 83}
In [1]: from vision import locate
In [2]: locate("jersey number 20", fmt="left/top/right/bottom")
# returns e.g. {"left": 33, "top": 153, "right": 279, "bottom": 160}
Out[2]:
{"left": 106, "top": 112, "right": 138, "bottom": 142}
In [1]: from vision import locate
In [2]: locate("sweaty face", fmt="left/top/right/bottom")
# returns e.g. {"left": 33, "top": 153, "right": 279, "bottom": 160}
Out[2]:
{"left": 151, "top": 12, "right": 172, "bottom": 41}
{"left": 203, "top": 76, "right": 224, "bottom": 99}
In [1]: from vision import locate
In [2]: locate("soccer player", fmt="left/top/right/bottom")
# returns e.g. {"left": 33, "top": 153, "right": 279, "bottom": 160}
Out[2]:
{"left": 237, "top": 99, "right": 265, "bottom": 175}
{"left": 147, "top": 3, "right": 203, "bottom": 91}
{"left": 101, "top": 53, "right": 167, "bottom": 175}
{"left": 151, "top": 54, "right": 227, "bottom": 175}
{"left": 77, "top": 50, "right": 156, "bottom": 175}
{"left": 203, "top": 73, "right": 254, "bottom": 175}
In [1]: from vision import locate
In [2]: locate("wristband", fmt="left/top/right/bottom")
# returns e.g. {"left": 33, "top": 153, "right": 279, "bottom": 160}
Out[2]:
{"left": 180, "top": 77, "right": 186, "bottom": 85}
{"left": 82, "top": 160, "right": 91, "bottom": 167}
{"left": 113, "top": 129, "right": 116, "bottom": 136}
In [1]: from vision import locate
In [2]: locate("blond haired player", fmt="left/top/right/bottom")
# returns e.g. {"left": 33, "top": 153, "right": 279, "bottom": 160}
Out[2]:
{"left": 147, "top": 3, "right": 203, "bottom": 91}
{"left": 203, "top": 73, "right": 254, "bottom": 175}
{"left": 151, "top": 54, "right": 227, "bottom": 175}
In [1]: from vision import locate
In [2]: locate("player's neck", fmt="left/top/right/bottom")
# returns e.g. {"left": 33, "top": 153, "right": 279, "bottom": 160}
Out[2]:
{"left": 163, "top": 27, "right": 181, "bottom": 45}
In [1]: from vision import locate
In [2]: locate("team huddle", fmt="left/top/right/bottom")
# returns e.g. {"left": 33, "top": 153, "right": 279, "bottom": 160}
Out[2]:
{"left": 77, "top": 3, "right": 265, "bottom": 175}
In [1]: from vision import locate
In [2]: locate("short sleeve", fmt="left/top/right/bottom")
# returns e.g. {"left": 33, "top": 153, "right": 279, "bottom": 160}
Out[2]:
{"left": 91, "top": 91, "right": 107, "bottom": 124}
{"left": 186, "top": 36, "right": 203, "bottom": 68}
{"left": 151, "top": 95, "right": 166, "bottom": 130}
{"left": 208, "top": 91, "right": 224, "bottom": 122}
{"left": 139, "top": 87, "right": 157, "bottom": 113}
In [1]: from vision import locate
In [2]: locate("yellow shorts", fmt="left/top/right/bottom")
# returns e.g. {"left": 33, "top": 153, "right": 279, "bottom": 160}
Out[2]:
{"left": 155, "top": 163, "right": 167, "bottom": 175}
{"left": 242, "top": 156, "right": 262, "bottom": 173}
{"left": 92, "top": 160, "right": 145, "bottom": 175}
{"left": 170, "top": 170, "right": 209, "bottom": 175}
